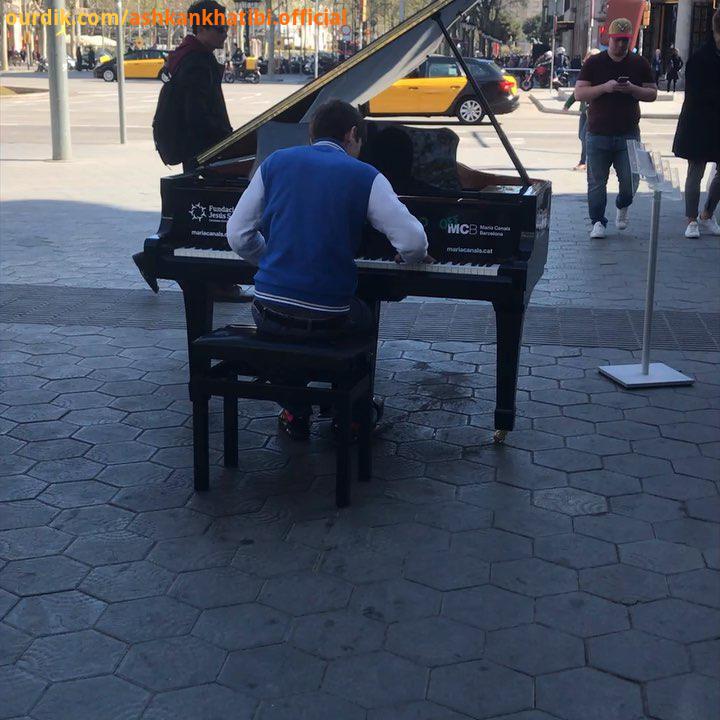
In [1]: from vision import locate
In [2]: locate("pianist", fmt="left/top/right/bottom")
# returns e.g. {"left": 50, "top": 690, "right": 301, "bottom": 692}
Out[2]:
{"left": 226, "top": 99, "right": 430, "bottom": 439}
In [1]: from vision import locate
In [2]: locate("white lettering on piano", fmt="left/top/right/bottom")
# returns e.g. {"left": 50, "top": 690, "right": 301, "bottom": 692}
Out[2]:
{"left": 447, "top": 247, "right": 494, "bottom": 253}
{"left": 445, "top": 223, "right": 512, "bottom": 237}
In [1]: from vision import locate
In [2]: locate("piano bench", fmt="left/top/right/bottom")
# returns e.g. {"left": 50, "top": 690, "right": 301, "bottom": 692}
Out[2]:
{"left": 189, "top": 325, "right": 375, "bottom": 508}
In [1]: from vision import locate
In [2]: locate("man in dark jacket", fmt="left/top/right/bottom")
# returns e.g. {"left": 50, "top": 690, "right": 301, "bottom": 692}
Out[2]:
{"left": 673, "top": 9, "right": 720, "bottom": 238}
{"left": 165, "top": 0, "right": 232, "bottom": 173}
{"left": 134, "top": 0, "right": 243, "bottom": 298}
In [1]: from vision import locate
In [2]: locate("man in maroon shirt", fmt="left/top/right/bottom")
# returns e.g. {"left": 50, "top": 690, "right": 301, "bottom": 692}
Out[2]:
{"left": 575, "top": 18, "right": 657, "bottom": 239}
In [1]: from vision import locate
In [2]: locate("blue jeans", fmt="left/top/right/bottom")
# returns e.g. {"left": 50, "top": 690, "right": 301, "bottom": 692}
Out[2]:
{"left": 586, "top": 131, "right": 640, "bottom": 226}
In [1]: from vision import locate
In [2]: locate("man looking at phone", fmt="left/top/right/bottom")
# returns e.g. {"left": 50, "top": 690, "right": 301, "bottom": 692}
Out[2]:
{"left": 574, "top": 18, "right": 657, "bottom": 239}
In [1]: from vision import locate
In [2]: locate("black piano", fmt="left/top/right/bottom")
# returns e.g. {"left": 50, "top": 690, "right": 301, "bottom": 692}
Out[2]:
{"left": 141, "top": 0, "right": 551, "bottom": 443}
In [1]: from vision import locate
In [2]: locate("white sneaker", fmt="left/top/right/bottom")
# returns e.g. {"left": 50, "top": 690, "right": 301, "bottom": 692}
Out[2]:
{"left": 698, "top": 216, "right": 720, "bottom": 236}
{"left": 590, "top": 221, "right": 606, "bottom": 239}
{"left": 616, "top": 207, "right": 629, "bottom": 230}
{"left": 685, "top": 221, "right": 700, "bottom": 239}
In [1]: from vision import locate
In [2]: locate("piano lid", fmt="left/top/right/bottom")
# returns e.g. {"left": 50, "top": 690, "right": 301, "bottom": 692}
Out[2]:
{"left": 196, "top": 0, "right": 479, "bottom": 166}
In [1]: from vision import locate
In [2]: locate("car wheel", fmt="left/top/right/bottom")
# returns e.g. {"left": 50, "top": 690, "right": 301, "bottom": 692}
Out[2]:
{"left": 102, "top": 68, "right": 116, "bottom": 82}
{"left": 223, "top": 71, "right": 236, "bottom": 83}
{"left": 457, "top": 98, "right": 485, "bottom": 124}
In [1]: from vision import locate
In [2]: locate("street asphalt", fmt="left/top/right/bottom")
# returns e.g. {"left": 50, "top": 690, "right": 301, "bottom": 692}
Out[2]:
{"left": 0, "top": 71, "right": 718, "bottom": 720}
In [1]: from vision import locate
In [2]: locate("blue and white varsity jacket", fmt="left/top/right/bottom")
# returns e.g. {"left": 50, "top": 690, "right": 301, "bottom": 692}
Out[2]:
{"left": 226, "top": 139, "right": 428, "bottom": 313}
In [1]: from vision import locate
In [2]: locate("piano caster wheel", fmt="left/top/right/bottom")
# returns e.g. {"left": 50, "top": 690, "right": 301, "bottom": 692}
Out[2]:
{"left": 493, "top": 430, "right": 508, "bottom": 444}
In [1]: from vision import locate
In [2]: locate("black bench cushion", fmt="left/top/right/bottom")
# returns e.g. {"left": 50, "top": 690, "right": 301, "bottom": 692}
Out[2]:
{"left": 192, "top": 326, "right": 373, "bottom": 372}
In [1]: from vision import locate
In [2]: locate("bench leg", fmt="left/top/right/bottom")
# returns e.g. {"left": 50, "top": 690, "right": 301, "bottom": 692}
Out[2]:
{"left": 223, "top": 394, "right": 238, "bottom": 468}
{"left": 335, "top": 397, "right": 352, "bottom": 508}
{"left": 193, "top": 394, "right": 210, "bottom": 491}
{"left": 358, "top": 391, "right": 372, "bottom": 482}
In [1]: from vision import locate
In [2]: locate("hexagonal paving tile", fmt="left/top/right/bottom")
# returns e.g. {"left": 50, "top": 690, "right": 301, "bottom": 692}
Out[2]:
{"left": 51, "top": 505, "right": 134, "bottom": 536}
{"left": 291, "top": 610, "right": 385, "bottom": 660}
{"left": 0, "top": 526, "right": 72, "bottom": 560}
{"left": 690, "top": 639, "right": 720, "bottom": 680}
{"left": 322, "top": 651, "right": 427, "bottom": 709}
{"left": 0, "top": 622, "right": 31, "bottom": 665}
{"left": 30, "top": 675, "right": 149, "bottom": 720}
{"left": 369, "top": 523, "right": 450, "bottom": 557}
{"left": 0, "top": 555, "right": 88, "bottom": 596}
{"left": 535, "top": 591, "right": 629, "bottom": 638}
{"left": 485, "top": 623, "right": 585, "bottom": 675}
{"left": 574, "top": 513, "right": 653, "bottom": 544}
{"left": 5, "top": 591, "right": 106, "bottom": 636}
{"left": 257, "top": 693, "right": 366, "bottom": 720}
{"left": 668, "top": 568, "right": 720, "bottom": 608}
{"left": 534, "top": 448, "right": 602, "bottom": 472}
{"left": 631, "top": 598, "right": 720, "bottom": 643}
{"left": 119, "top": 635, "right": 225, "bottom": 691}
{"left": 655, "top": 518, "right": 720, "bottom": 550}
{"left": 492, "top": 558, "right": 577, "bottom": 597}
{"left": 96, "top": 596, "right": 198, "bottom": 643}
{"left": 428, "top": 659, "right": 533, "bottom": 718}
{"left": 80, "top": 560, "right": 175, "bottom": 602}
{"left": 192, "top": 603, "right": 290, "bottom": 651}
{"left": 18, "top": 629, "right": 126, "bottom": 681}
{"left": 536, "top": 667, "right": 643, "bottom": 720}
{"left": 220, "top": 644, "right": 326, "bottom": 699}
{"left": 580, "top": 564, "right": 667, "bottom": 605}
{"left": 587, "top": 629, "right": 690, "bottom": 681}
{"left": 533, "top": 487, "right": 607, "bottom": 516}
{"left": 413, "top": 501, "right": 492, "bottom": 532}
{"left": 143, "top": 684, "right": 257, "bottom": 720}
{"left": 258, "top": 572, "right": 352, "bottom": 616}
{"left": 494, "top": 505, "right": 572, "bottom": 538}
{"left": 0, "top": 665, "right": 47, "bottom": 717}
{"left": 442, "top": 584, "right": 534, "bottom": 631}
{"left": 619, "top": 539, "right": 704, "bottom": 574}
{"left": 169, "top": 567, "right": 262, "bottom": 609}
{"left": 610, "top": 493, "right": 684, "bottom": 522}
{"left": 534, "top": 533, "right": 617, "bottom": 569}
{"left": 451, "top": 527, "right": 533, "bottom": 562}
{"left": 350, "top": 578, "right": 441, "bottom": 624}
{"left": 646, "top": 673, "right": 720, "bottom": 720}
{"left": 404, "top": 549, "right": 489, "bottom": 591}
{"left": 385, "top": 616, "right": 485, "bottom": 666}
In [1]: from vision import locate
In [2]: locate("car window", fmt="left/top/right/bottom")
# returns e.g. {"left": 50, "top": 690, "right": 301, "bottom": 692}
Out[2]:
{"left": 466, "top": 60, "right": 503, "bottom": 80}
{"left": 125, "top": 52, "right": 140, "bottom": 60}
{"left": 428, "top": 61, "right": 461, "bottom": 78}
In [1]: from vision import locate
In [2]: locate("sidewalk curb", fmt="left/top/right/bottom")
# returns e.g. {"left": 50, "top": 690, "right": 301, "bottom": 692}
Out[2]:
{"left": 529, "top": 91, "right": 680, "bottom": 120}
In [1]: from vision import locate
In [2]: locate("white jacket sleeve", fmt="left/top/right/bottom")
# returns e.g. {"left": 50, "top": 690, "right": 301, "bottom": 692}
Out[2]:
{"left": 226, "top": 168, "right": 267, "bottom": 266}
{"left": 366, "top": 173, "right": 428, "bottom": 263}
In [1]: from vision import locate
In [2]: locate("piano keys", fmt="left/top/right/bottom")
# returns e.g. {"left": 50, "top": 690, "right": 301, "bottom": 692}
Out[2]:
{"left": 140, "top": 0, "right": 552, "bottom": 443}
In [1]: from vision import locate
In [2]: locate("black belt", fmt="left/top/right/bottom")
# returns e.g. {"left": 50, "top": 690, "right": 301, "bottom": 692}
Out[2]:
{"left": 253, "top": 301, "right": 349, "bottom": 331}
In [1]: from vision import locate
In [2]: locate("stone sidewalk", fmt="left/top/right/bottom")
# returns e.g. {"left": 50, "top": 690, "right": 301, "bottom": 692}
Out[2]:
{"left": 529, "top": 89, "right": 684, "bottom": 119}
{"left": 1, "top": 317, "right": 719, "bottom": 719}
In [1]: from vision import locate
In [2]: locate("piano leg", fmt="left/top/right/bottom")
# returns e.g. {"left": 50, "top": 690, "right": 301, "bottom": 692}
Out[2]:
{"left": 492, "top": 302, "right": 525, "bottom": 444}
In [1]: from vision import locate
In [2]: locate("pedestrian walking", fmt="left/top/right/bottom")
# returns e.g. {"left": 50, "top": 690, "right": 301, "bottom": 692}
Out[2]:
{"left": 87, "top": 46, "right": 95, "bottom": 70}
{"left": 136, "top": 0, "right": 247, "bottom": 302}
{"left": 563, "top": 49, "right": 600, "bottom": 171}
{"left": 574, "top": 18, "right": 657, "bottom": 239}
{"left": 651, "top": 49, "right": 663, "bottom": 85}
{"left": 75, "top": 46, "right": 83, "bottom": 71}
{"left": 666, "top": 47, "right": 683, "bottom": 92}
{"left": 672, "top": 9, "right": 720, "bottom": 238}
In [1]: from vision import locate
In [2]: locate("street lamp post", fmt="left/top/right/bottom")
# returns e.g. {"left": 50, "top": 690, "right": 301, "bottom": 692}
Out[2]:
{"left": 116, "top": 0, "right": 127, "bottom": 144}
{"left": 48, "top": 0, "right": 72, "bottom": 159}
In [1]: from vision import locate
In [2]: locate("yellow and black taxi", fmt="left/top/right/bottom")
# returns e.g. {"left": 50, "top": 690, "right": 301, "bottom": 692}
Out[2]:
{"left": 94, "top": 49, "right": 169, "bottom": 82}
{"left": 364, "top": 55, "right": 519, "bottom": 124}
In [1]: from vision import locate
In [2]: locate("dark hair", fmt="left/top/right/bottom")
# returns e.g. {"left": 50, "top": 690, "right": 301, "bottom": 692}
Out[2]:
{"left": 187, "top": 0, "right": 226, "bottom": 34}
{"left": 310, "top": 100, "right": 367, "bottom": 144}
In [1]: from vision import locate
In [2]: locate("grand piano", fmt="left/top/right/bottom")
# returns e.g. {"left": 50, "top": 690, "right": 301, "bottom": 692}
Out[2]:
{"left": 141, "top": 0, "right": 551, "bottom": 443}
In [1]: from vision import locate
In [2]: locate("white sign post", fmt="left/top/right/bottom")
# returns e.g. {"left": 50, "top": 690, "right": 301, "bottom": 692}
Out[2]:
{"left": 598, "top": 141, "right": 693, "bottom": 388}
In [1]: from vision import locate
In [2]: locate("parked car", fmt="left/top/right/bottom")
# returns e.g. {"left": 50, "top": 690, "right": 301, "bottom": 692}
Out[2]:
{"left": 363, "top": 55, "right": 519, "bottom": 124}
{"left": 94, "top": 49, "right": 168, "bottom": 81}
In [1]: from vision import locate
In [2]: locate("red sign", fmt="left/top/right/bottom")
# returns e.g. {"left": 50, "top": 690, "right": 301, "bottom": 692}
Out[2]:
{"left": 604, "top": 0, "right": 646, "bottom": 48}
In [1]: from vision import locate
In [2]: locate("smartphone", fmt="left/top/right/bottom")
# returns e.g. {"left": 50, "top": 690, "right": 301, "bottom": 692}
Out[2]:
{"left": 617, "top": 76, "right": 629, "bottom": 84}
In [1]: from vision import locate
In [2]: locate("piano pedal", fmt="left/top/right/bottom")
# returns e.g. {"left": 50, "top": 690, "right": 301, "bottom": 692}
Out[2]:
{"left": 493, "top": 429, "right": 508, "bottom": 444}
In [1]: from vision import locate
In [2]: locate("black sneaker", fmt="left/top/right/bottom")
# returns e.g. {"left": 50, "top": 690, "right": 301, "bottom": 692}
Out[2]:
{"left": 278, "top": 409, "right": 311, "bottom": 440}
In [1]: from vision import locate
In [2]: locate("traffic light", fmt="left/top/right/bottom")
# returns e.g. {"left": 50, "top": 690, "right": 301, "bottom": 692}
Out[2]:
{"left": 598, "top": 23, "right": 608, "bottom": 46}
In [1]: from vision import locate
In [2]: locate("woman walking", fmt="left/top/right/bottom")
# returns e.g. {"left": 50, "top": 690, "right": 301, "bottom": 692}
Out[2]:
{"left": 666, "top": 47, "right": 683, "bottom": 92}
{"left": 651, "top": 49, "right": 663, "bottom": 85}
{"left": 673, "top": 9, "right": 720, "bottom": 238}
